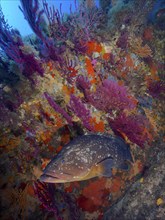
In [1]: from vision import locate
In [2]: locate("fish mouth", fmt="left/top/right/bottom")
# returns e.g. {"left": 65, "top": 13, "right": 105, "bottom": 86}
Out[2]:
{"left": 39, "top": 171, "right": 73, "bottom": 183}
{"left": 40, "top": 173, "right": 71, "bottom": 183}
{"left": 42, "top": 173, "right": 59, "bottom": 179}
{"left": 39, "top": 173, "right": 59, "bottom": 183}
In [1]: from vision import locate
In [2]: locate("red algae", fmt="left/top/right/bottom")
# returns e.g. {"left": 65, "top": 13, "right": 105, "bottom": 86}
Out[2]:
{"left": 77, "top": 195, "right": 98, "bottom": 212}
{"left": 81, "top": 178, "right": 109, "bottom": 207}
{"left": 86, "top": 41, "right": 102, "bottom": 55}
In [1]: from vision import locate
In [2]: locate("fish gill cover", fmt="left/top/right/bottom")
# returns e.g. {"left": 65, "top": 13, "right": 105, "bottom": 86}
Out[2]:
{"left": 0, "top": 0, "right": 165, "bottom": 219}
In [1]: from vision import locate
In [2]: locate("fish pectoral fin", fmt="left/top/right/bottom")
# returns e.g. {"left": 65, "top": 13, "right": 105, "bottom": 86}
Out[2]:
{"left": 97, "top": 158, "right": 114, "bottom": 177}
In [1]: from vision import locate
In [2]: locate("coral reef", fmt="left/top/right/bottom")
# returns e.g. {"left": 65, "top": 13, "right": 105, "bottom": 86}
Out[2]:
{"left": 0, "top": 0, "right": 165, "bottom": 219}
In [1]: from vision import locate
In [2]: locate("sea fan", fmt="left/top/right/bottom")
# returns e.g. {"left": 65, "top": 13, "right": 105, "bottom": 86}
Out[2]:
{"left": 88, "top": 79, "right": 137, "bottom": 113}
{"left": 148, "top": 80, "right": 165, "bottom": 99}
{"left": 116, "top": 31, "right": 129, "bottom": 49}
{"left": 76, "top": 75, "right": 91, "bottom": 91}
{"left": 34, "top": 181, "right": 80, "bottom": 220}
{"left": 0, "top": 5, "right": 23, "bottom": 60}
{"left": 67, "top": 1, "right": 102, "bottom": 41}
{"left": 19, "top": 0, "right": 45, "bottom": 40}
{"left": 44, "top": 92, "right": 73, "bottom": 125}
{"left": 20, "top": 0, "right": 65, "bottom": 64}
{"left": 42, "top": 0, "right": 69, "bottom": 41}
{"left": 0, "top": 5, "right": 44, "bottom": 82}
{"left": 129, "top": 36, "right": 152, "bottom": 58}
{"left": 69, "top": 94, "right": 93, "bottom": 131}
{"left": 33, "top": 181, "right": 61, "bottom": 217}
{"left": 109, "top": 112, "right": 152, "bottom": 147}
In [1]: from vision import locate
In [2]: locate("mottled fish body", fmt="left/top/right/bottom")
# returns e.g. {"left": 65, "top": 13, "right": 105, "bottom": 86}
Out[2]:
{"left": 40, "top": 134, "right": 132, "bottom": 183}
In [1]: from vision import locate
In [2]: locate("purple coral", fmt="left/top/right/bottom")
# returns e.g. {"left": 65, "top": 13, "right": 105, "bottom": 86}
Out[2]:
{"left": 20, "top": 52, "right": 44, "bottom": 79}
{"left": 3, "top": 90, "right": 23, "bottom": 112}
{"left": 88, "top": 79, "right": 137, "bottom": 113}
{"left": 34, "top": 181, "right": 80, "bottom": 220}
{"left": 69, "top": 94, "right": 93, "bottom": 131}
{"left": 44, "top": 92, "right": 73, "bottom": 125}
{"left": 109, "top": 113, "right": 151, "bottom": 148}
{"left": 76, "top": 75, "right": 91, "bottom": 101}
{"left": 76, "top": 75, "right": 91, "bottom": 91}
{"left": 20, "top": 0, "right": 66, "bottom": 65}
{"left": 148, "top": 80, "right": 165, "bottom": 99}
{"left": 43, "top": 0, "right": 101, "bottom": 54}
{"left": 19, "top": 0, "right": 45, "bottom": 40}
{"left": 0, "top": 5, "right": 44, "bottom": 82}
{"left": 0, "top": 5, "right": 22, "bottom": 60}
{"left": 33, "top": 181, "right": 61, "bottom": 218}
{"left": 116, "top": 31, "right": 129, "bottom": 49}
{"left": 42, "top": 0, "right": 69, "bottom": 41}
{"left": 4, "top": 41, "right": 44, "bottom": 82}
{"left": 68, "top": 1, "right": 102, "bottom": 41}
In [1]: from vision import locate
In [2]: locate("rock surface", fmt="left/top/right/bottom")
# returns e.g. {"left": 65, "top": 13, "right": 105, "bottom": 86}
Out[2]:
{"left": 103, "top": 141, "right": 165, "bottom": 220}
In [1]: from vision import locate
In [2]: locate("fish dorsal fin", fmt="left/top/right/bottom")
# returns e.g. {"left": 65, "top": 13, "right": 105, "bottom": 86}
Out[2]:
{"left": 97, "top": 157, "right": 114, "bottom": 177}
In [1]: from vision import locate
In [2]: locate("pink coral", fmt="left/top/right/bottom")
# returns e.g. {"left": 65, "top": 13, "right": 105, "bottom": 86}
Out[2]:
{"left": 109, "top": 113, "right": 151, "bottom": 148}
{"left": 89, "top": 80, "right": 137, "bottom": 113}
{"left": 69, "top": 95, "right": 93, "bottom": 131}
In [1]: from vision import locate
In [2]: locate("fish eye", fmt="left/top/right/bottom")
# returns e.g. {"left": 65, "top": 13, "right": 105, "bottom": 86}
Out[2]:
{"left": 61, "top": 159, "right": 65, "bottom": 163}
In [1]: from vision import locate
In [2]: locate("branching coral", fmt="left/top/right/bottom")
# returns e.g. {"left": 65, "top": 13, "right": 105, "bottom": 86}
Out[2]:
{"left": 44, "top": 92, "right": 73, "bottom": 125}
{"left": 43, "top": 0, "right": 102, "bottom": 54}
{"left": 116, "top": 31, "right": 129, "bottom": 49}
{"left": 129, "top": 36, "right": 152, "bottom": 58}
{"left": 42, "top": 0, "right": 69, "bottom": 41}
{"left": 20, "top": 0, "right": 66, "bottom": 64}
{"left": 88, "top": 79, "right": 137, "bottom": 113}
{"left": 0, "top": 5, "right": 22, "bottom": 60}
{"left": 109, "top": 112, "right": 153, "bottom": 147}
{"left": 34, "top": 181, "right": 80, "bottom": 220}
{"left": 148, "top": 80, "right": 165, "bottom": 99}
{"left": 68, "top": 1, "right": 102, "bottom": 41}
{"left": 0, "top": 5, "right": 44, "bottom": 82}
{"left": 69, "top": 94, "right": 93, "bottom": 131}
{"left": 19, "top": 0, "right": 45, "bottom": 40}
{"left": 76, "top": 75, "right": 91, "bottom": 94}
{"left": 33, "top": 181, "right": 61, "bottom": 217}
